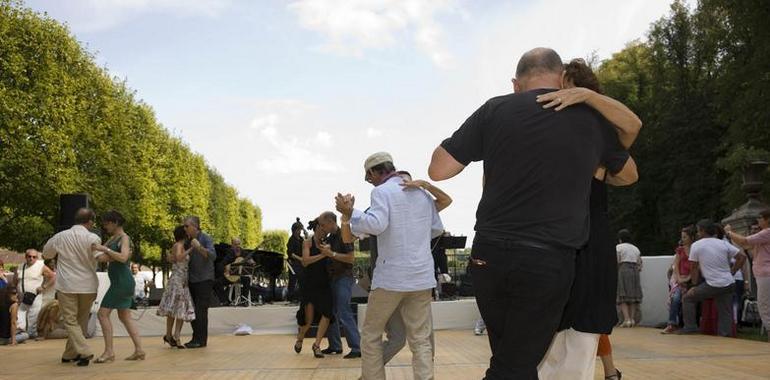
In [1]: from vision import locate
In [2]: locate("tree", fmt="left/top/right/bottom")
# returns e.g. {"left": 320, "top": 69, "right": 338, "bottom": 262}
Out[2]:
{"left": 0, "top": 1, "right": 263, "bottom": 255}
{"left": 259, "top": 230, "right": 289, "bottom": 256}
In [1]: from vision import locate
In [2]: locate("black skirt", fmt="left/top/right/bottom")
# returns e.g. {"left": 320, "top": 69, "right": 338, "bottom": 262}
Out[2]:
{"left": 296, "top": 247, "right": 334, "bottom": 326}
{"left": 559, "top": 179, "right": 618, "bottom": 334}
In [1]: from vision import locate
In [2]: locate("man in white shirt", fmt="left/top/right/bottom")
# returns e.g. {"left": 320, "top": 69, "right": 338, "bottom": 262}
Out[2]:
{"left": 680, "top": 219, "right": 746, "bottom": 336}
{"left": 131, "top": 263, "right": 151, "bottom": 301}
{"left": 14, "top": 249, "right": 55, "bottom": 338}
{"left": 336, "top": 152, "right": 444, "bottom": 380}
{"left": 42, "top": 208, "right": 109, "bottom": 366}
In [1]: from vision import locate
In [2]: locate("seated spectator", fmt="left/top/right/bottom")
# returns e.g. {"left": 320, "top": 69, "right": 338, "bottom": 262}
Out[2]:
{"left": 662, "top": 225, "right": 696, "bottom": 334}
{"left": 679, "top": 219, "right": 746, "bottom": 336}
{"left": 0, "top": 287, "right": 29, "bottom": 345}
{"left": 36, "top": 300, "right": 68, "bottom": 340}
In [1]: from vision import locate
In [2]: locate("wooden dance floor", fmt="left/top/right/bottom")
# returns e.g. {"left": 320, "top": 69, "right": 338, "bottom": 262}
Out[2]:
{"left": 3, "top": 328, "right": 769, "bottom": 379}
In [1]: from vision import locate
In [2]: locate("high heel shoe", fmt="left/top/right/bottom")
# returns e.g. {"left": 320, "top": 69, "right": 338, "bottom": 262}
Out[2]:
{"left": 163, "top": 335, "right": 177, "bottom": 347}
{"left": 312, "top": 343, "right": 324, "bottom": 358}
{"left": 125, "top": 351, "right": 146, "bottom": 361}
{"left": 174, "top": 336, "right": 186, "bottom": 349}
{"left": 294, "top": 339, "right": 303, "bottom": 354}
{"left": 95, "top": 354, "right": 115, "bottom": 364}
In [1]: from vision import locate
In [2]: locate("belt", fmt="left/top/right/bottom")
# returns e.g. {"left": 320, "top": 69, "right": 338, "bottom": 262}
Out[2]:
{"left": 474, "top": 232, "right": 575, "bottom": 253}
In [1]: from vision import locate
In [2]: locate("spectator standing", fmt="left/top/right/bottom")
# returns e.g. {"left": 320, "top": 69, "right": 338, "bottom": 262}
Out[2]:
{"left": 13, "top": 249, "right": 55, "bottom": 339}
{"left": 131, "top": 263, "right": 152, "bottom": 303}
{"left": 727, "top": 209, "right": 770, "bottom": 341}
{"left": 616, "top": 229, "right": 643, "bottom": 327}
{"left": 287, "top": 218, "right": 306, "bottom": 303}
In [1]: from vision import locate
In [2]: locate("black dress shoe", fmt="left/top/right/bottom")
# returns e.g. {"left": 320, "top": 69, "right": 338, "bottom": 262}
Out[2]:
{"left": 76, "top": 354, "right": 94, "bottom": 367}
{"left": 184, "top": 341, "right": 205, "bottom": 349}
{"left": 61, "top": 357, "right": 77, "bottom": 363}
{"left": 343, "top": 351, "right": 361, "bottom": 359}
{"left": 321, "top": 348, "right": 342, "bottom": 355}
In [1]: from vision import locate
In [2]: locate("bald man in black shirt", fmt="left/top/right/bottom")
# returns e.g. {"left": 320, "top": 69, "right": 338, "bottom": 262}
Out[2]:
{"left": 429, "top": 47, "right": 636, "bottom": 380}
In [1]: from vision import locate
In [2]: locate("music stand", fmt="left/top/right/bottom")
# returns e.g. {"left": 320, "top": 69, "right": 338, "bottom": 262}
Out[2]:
{"left": 437, "top": 235, "right": 467, "bottom": 249}
{"left": 433, "top": 235, "right": 467, "bottom": 300}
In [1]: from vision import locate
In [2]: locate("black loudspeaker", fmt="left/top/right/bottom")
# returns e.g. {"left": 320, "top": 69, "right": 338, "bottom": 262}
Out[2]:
{"left": 58, "top": 193, "right": 90, "bottom": 232}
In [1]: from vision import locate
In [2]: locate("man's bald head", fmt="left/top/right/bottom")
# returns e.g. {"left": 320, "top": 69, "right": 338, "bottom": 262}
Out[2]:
{"left": 73, "top": 208, "right": 95, "bottom": 225}
{"left": 319, "top": 211, "right": 337, "bottom": 224}
{"left": 515, "top": 47, "right": 563, "bottom": 79}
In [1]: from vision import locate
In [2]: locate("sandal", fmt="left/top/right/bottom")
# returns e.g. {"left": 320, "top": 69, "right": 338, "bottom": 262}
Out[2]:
{"left": 94, "top": 354, "right": 115, "bottom": 364}
{"left": 294, "top": 339, "right": 303, "bottom": 354}
{"left": 163, "top": 335, "right": 177, "bottom": 347}
{"left": 125, "top": 351, "right": 146, "bottom": 361}
{"left": 605, "top": 368, "right": 622, "bottom": 380}
{"left": 312, "top": 343, "right": 324, "bottom": 358}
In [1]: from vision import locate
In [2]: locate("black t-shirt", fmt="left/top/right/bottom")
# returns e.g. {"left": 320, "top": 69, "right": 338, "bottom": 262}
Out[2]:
{"left": 326, "top": 229, "right": 355, "bottom": 278}
{"left": 441, "top": 89, "right": 630, "bottom": 249}
{"left": 287, "top": 236, "right": 303, "bottom": 263}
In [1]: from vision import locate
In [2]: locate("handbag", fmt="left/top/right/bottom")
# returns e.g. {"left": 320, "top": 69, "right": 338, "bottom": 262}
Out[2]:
{"left": 20, "top": 263, "right": 37, "bottom": 306}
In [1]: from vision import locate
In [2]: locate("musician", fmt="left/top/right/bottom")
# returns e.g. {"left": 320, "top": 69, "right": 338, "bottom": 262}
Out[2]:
{"left": 223, "top": 238, "right": 255, "bottom": 304}
{"left": 287, "top": 218, "right": 307, "bottom": 303}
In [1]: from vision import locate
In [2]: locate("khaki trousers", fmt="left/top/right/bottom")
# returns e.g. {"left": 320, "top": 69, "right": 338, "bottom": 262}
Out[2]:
{"left": 57, "top": 292, "right": 96, "bottom": 359}
{"left": 361, "top": 288, "right": 433, "bottom": 380}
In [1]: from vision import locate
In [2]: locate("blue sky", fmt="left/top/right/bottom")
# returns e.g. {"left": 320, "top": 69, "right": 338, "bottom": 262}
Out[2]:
{"left": 27, "top": 0, "right": 676, "bottom": 242}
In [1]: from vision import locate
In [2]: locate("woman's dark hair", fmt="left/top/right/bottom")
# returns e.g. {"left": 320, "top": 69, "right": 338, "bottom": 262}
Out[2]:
{"left": 714, "top": 223, "right": 726, "bottom": 239}
{"left": 617, "top": 229, "right": 632, "bottom": 244}
{"left": 681, "top": 225, "right": 697, "bottom": 242}
{"left": 101, "top": 210, "right": 125, "bottom": 226}
{"left": 173, "top": 225, "right": 186, "bottom": 242}
{"left": 564, "top": 59, "right": 603, "bottom": 94}
{"left": 760, "top": 208, "right": 770, "bottom": 221}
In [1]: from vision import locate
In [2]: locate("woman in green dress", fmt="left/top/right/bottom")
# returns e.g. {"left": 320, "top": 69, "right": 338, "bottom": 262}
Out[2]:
{"left": 95, "top": 210, "right": 145, "bottom": 363}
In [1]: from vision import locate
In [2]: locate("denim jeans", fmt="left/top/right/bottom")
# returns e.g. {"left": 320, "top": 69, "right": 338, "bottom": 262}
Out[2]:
{"left": 327, "top": 275, "right": 361, "bottom": 352}
{"left": 0, "top": 332, "right": 29, "bottom": 345}
{"left": 668, "top": 287, "right": 683, "bottom": 325}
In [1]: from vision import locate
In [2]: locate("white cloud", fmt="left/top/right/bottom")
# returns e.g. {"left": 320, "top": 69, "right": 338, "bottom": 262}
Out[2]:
{"left": 365, "top": 127, "right": 383, "bottom": 138}
{"left": 288, "top": 0, "right": 460, "bottom": 68}
{"left": 246, "top": 100, "right": 342, "bottom": 174}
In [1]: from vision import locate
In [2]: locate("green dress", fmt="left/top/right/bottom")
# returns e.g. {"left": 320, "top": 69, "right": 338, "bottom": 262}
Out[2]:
{"left": 100, "top": 235, "right": 136, "bottom": 310}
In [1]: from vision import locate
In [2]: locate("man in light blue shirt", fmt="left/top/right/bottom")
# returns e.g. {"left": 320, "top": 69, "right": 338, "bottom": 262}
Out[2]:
{"left": 337, "top": 152, "right": 444, "bottom": 380}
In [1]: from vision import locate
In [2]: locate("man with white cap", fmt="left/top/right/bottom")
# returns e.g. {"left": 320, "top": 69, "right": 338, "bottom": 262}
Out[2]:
{"left": 336, "top": 152, "right": 444, "bottom": 380}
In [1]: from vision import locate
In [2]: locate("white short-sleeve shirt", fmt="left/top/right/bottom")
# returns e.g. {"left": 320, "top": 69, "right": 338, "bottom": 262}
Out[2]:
{"left": 689, "top": 237, "right": 739, "bottom": 288}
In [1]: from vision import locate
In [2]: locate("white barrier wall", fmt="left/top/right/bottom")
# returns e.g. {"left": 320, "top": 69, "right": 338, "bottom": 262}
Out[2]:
{"left": 90, "top": 256, "right": 672, "bottom": 336}
{"left": 639, "top": 255, "right": 674, "bottom": 327}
